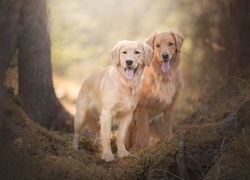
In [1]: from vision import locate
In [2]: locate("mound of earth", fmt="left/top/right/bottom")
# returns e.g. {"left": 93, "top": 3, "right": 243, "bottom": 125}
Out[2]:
{"left": 0, "top": 90, "right": 249, "bottom": 179}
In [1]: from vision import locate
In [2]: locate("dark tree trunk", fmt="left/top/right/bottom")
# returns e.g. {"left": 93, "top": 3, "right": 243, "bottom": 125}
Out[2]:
{"left": 183, "top": 0, "right": 250, "bottom": 82}
{"left": 0, "top": 0, "right": 21, "bottom": 128}
{"left": 18, "top": 0, "right": 72, "bottom": 130}
{"left": 231, "top": 0, "right": 250, "bottom": 69}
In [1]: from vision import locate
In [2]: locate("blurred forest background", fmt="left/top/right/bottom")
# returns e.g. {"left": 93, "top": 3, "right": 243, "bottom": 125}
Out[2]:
{"left": 46, "top": 0, "right": 250, "bottom": 127}
{"left": 2, "top": 0, "right": 249, "bottom": 130}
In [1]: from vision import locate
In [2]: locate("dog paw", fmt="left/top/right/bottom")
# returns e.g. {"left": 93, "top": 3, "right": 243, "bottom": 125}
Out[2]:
{"left": 165, "top": 133, "right": 174, "bottom": 142}
{"left": 117, "top": 149, "right": 130, "bottom": 158}
{"left": 101, "top": 152, "right": 115, "bottom": 162}
{"left": 135, "top": 139, "right": 149, "bottom": 148}
{"left": 72, "top": 139, "right": 79, "bottom": 150}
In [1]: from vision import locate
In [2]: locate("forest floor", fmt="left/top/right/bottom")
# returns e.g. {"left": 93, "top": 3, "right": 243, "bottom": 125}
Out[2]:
{"left": 0, "top": 74, "right": 250, "bottom": 179}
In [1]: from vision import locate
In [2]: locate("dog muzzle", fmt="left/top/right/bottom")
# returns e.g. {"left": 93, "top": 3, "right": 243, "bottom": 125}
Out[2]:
{"left": 124, "top": 63, "right": 140, "bottom": 80}
{"left": 161, "top": 55, "right": 174, "bottom": 73}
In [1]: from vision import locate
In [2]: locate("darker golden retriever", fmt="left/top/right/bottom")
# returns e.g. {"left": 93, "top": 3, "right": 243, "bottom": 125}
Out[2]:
{"left": 126, "top": 32, "right": 184, "bottom": 148}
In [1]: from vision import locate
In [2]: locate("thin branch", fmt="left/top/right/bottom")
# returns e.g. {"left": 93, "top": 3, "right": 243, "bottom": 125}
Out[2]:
{"left": 165, "top": 170, "right": 185, "bottom": 180}
{"left": 242, "top": 128, "right": 250, "bottom": 155}
{"left": 199, "top": 116, "right": 213, "bottom": 122}
{"left": 223, "top": 74, "right": 250, "bottom": 84}
{"left": 187, "top": 164, "right": 203, "bottom": 179}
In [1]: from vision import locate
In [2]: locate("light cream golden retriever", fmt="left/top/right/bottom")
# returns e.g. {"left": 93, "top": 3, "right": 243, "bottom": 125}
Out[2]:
{"left": 126, "top": 32, "right": 184, "bottom": 148}
{"left": 73, "top": 40, "right": 153, "bottom": 161}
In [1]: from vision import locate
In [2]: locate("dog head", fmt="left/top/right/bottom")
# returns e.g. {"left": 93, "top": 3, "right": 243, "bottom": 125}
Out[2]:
{"left": 111, "top": 40, "right": 153, "bottom": 80}
{"left": 146, "top": 32, "right": 184, "bottom": 73}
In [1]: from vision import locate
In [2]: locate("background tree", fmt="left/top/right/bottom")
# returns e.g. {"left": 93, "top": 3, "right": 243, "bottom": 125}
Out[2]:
{"left": 0, "top": 0, "right": 20, "bottom": 128}
{"left": 18, "top": 0, "right": 72, "bottom": 129}
{"left": 1, "top": 0, "right": 72, "bottom": 130}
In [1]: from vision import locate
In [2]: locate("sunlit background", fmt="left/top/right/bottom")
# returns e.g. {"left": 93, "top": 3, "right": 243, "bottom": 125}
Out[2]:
{"left": 49, "top": 0, "right": 185, "bottom": 80}
{"left": 48, "top": 0, "right": 249, "bottom": 128}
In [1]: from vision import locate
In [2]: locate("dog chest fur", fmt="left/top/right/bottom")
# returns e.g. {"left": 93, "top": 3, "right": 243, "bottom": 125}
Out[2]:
{"left": 100, "top": 66, "right": 141, "bottom": 118}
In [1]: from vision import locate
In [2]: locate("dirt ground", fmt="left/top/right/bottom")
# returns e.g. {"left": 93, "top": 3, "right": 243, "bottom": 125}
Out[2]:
{"left": 0, "top": 88, "right": 250, "bottom": 179}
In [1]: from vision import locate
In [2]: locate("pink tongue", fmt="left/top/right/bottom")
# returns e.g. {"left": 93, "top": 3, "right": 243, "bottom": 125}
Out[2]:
{"left": 161, "top": 61, "right": 171, "bottom": 72}
{"left": 125, "top": 69, "right": 134, "bottom": 80}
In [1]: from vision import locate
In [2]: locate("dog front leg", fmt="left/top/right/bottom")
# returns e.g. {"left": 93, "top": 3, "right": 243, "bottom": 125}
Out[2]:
{"left": 100, "top": 109, "right": 114, "bottom": 162}
{"left": 117, "top": 113, "right": 132, "bottom": 158}
{"left": 163, "top": 103, "right": 175, "bottom": 142}
{"left": 73, "top": 105, "right": 88, "bottom": 150}
{"left": 125, "top": 118, "right": 137, "bottom": 150}
{"left": 134, "top": 107, "right": 150, "bottom": 148}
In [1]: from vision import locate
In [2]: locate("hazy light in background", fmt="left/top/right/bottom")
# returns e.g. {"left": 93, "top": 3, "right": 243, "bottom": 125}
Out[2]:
{"left": 48, "top": 0, "right": 196, "bottom": 120}
{"left": 47, "top": 0, "right": 245, "bottom": 127}
{"left": 48, "top": 0, "right": 183, "bottom": 82}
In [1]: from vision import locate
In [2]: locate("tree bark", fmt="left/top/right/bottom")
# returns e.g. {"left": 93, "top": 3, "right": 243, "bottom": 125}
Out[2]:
{"left": 232, "top": 0, "right": 250, "bottom": 69}
{"left": 0, "top": 0, "right": 21, "bottom": 128}
{"left": 18, "top": 0, "right": 72, "bottom": 129}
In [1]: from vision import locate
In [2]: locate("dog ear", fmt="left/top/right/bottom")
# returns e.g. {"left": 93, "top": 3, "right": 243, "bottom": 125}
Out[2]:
{"left": 172, "top": 32, "right": 184, "bottom": 53}
{"left": 143, "top": 43, "right": 154, "bottom": 67}
{"left": 145, "top": 32, "right": 157, "bottom": 49}
{"left": 110, "top": 41, "right": 121, "bottom": 66}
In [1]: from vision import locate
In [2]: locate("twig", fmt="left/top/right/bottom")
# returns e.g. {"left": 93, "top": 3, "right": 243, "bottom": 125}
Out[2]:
{"left": 199, "top": 116, "right": 213, "bottom": 122}
{"left": 165, "top": 170, "right": 185, "bottom": 180}
{"left": 223, "top": 74, "right": 250, "bottom": 84}
{"left": 187, "top": 164, "right": 203, "bottom": 179}
{"left": 242, "top": 128, "right": 250, "bottom": 154}
{"left": 220, "top": 137, "right": 226, "bottom": 152}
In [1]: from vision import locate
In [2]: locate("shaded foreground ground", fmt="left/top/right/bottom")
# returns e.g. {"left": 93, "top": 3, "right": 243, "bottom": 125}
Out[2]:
{"left": 0, "top": 90, "right": 250, "bottom": 180}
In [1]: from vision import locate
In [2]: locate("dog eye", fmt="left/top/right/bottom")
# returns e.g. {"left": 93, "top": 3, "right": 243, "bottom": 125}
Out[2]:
{"left": 169, "top": 42, "right": 174, "bottom": 46}
{"left": 134, "top": 51, "right": 140, "bottom": 54}
{"left": 156, "top": 44, "right": 160, "bottom": 48}
{"left": 122, "top": 51, "right": 127, "bottom": 54}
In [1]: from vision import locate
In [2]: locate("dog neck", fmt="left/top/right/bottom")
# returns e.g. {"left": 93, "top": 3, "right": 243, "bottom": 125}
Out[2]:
{"left": 116, "top": 65, "right": 144, "bottom": 95}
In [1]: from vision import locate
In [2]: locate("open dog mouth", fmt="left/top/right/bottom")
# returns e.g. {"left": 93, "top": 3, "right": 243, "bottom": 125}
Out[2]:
{"left": 160, "top": 55, "right": 174, "bottom": 73}
{"left": 124, "top": 63, "right": 140, "bottom": 80}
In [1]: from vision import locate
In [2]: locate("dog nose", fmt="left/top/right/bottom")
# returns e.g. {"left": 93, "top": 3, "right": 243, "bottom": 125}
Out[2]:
{"left": 126, "top": 60, "right": 133, "bottom": 66}
{"left": 162, "top": 52, "right": 169, "bottom": 60}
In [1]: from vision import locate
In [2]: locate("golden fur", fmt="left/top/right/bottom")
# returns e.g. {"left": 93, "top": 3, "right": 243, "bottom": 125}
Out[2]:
{"left": 73, "top": 40, "right": 153, "bottom": 161}
{"left": 126, "top": 32, "right": 184, "bottom": 148}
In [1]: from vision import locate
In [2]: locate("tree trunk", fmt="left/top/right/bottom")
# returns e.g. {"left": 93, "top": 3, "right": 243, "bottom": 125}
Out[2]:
{"left": 18, "top": 0, "right": 72, "bottom": 130}
{"left": 0, "top": 0, "right": 21, "bottom": 128}
{"left": 232, "top": 0, "right": 250, "bottom": 69}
